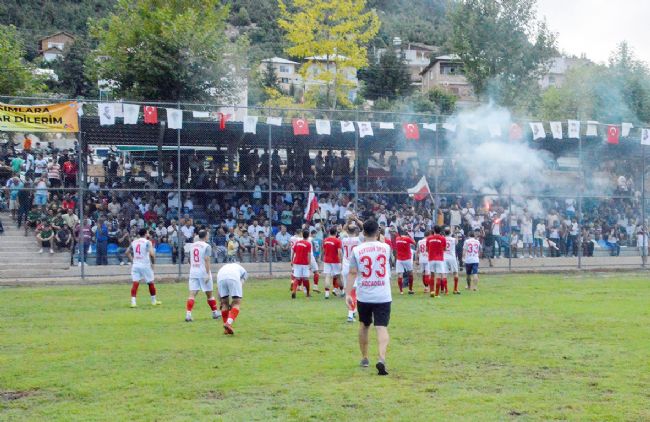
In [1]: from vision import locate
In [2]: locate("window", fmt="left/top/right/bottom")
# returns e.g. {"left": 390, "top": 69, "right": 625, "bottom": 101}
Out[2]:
{"left": 279, "top": 65, "right": 292, "bottom": 74}
{"left": 440, "top": 64, "right": 464, "bottom": 75}
{"left": 280, "top": 78, "right": 289, "bottom": 84}
{"left": 47, "top": 42, "right": 65, "bottom": 50}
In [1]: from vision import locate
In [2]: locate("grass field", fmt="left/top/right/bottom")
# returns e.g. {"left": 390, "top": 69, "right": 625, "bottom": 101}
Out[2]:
{"left": 1, "top": 273, "right": 649, "bottom": 421}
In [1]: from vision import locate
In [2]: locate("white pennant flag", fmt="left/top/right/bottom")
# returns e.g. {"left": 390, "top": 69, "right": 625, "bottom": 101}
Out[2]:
{"left": 113, "top": 103, "right": 124, "bottom": 118}
{"left": 192, "top": 111, "right": 210, "bottom": 118}
{"left": 488, "top": 123, "right": 501, "bottom": 138}
{"left": 442, "top": 122, "right": 456, "bottom": 132}
{"left": 422, "top": 123, "right": 437, "bottom": 131}
{"left": 379, "top": 122, "right": 394, "bottom": 130}
{"left": 166, "top": 108, "right": 183, "bottom": 129}
{"left": 550, "top": 122, "right": 562, "bottom": 139}
{"left": 465, "top": 122, "right": 478, "bottom": 131}
{"left": 586, "top": 121, "right": 599, "bottom": 137}
{"left": 622, "top": 122, "right": 634, "bottom": 137}
{"left": 641, "top": 128, "right": 650, "bottom": 146}
{"left": 357, "top": 121, "right": 374, "bottom": 138}
{"left": 77, "top": 102, "right": 84, "bottom": 117}
{"left": 529, "top": 122, "right": 545, "bottom": 140}
{"left": 266, "top": 116, "right": 282, "bottom": 126}
{"left": 568, "top": 120, "right": 580, "bottom": 139}
{"left": 341, "top": 121, "right": 355, "bottom": 133}
{"left": 98, "top": 103, "right": 115, "bottom": 126}
{"left": 244, "top": 115, "right": 258, "bottom": 134}
{"left": 123, "top": 104, "right": 140, "bottom": 125}
{"left": 315, "top": 119, "right": 331, "bottom": 135}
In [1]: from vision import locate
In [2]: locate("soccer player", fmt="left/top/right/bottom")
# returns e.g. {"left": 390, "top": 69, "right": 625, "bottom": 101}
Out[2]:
{"left": 341, "top": 224, "right": 362, "bottom": 321}
{"left": 185, "top": 229, "right": 219, "bottom": 322}
{"left": 444, "top": 227, "right": 461, "bottom": 295}
{"left": 291, "top": 230, "right": 315, "bottom": 299}
{"left": 416, "top": 230, "right": 431, "bottom": 293}
{"left": 217, "top": 262, "right": 248, "bottom": 335}
{"left": 346, "top": 219, "right": 392, "bottom": 376}
{"left": 426, "top": 225, "right": 447, "bottom": 298}
{"left": 322, "top": 227, "right": 342, "bottom": 299}
{"left": 464, "top": 230, "right": 481, "bottom": 291}
{"left": 394, "top": 228, "right": 415, "bottom": 295}
{"left": 125, "top": 228, "right": 161, "bottom": 307}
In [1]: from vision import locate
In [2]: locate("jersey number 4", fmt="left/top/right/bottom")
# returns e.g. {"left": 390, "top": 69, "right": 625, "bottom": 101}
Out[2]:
{"left": 135, "top": 244, "right": 141, "bottom": 255}
{"left": 360, "top": 254, "right": 387, "bottom": 278}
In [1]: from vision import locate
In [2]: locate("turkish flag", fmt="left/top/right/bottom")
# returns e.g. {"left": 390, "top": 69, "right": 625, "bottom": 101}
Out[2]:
{"left": 292, "top": 118, "right": 309, "bottom": 136}
{"left": 509, "top": 123, "right": 523, "bottom": 141}
{"left": 143, "top": 106, "right": 158, "bottom": 124}
{"left": 607, "top": 125, "right": 620, "bottom": 144}
{"left": 304, "top": 184, "right": 319, "bottom": 222}
{"left": 407, "top": 176, "right": 430, "bottom": 201}
{"left": 217, "top": 112, "right": 231, "bottom": 130}
{"left": 403, "top": 123, "right": 419, "bottom": 140}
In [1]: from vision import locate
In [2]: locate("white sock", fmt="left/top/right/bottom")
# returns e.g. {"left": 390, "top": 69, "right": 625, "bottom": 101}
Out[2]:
{"left": 151, "top": 295, "right": 157, "bottom": 303}
{"left": 348, "top": 310, "right": 354, "bottom": 318}
{"left": 186, "top": 311, "right": 192, "bottom": 317}
{"left": 226, "top": 317, "right": 233, "bottom": 324}
{"left": 131, "top": 297, "right": 136, "bottom": 304}
{"left": 325, "top": 290, "right": 330, "bottom": 298}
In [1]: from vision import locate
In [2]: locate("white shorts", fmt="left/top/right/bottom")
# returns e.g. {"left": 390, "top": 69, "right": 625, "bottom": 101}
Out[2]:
{"left": 429, "top": 260, "right": 447, "bottom": 275}
{"left": 323, "top": 263, "right": 342, "bottom": 275}
{"left": 444, "top": 255, "right": 459, "bottom": 273}
{"left": 341, "top": 261, "right": 351, "bottom": 287}
{"left": 418, "top": 257, "right": 429, "bottom": 273}
{"left": 217, "top": 278, "right": 243, "bottom": 298}
{"left": 131, "top": 266, "right": 154, "bottom": 283}
{"left": 9, "top": 199, "right": 18, "bottom": 211}
{"left": 189, "top": 277, "right": 213, "bottom": 292}
{"left": 310, "top": 255, "right": 319, "bottom": 272}
{"left": 522, "top": 234, "right": 533, "bottom": 245}
{"left": 396, "top": 259, "right": 413, "bottom": 273}
{"left": 293, "top": 264, "right": 310, "bottom": 279}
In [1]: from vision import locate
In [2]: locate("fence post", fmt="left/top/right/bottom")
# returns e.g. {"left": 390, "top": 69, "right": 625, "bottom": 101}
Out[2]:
{"left": 268, "top": 107, "right": 273, "bottom": 276}
{"left": 578, "top": 132, "right": 583, "bottom": 270}
{"left": 508, "top": 186, "right": 512, "bottom": 272}
{"left": 177, "top": 102, "right": 182, "bottom": 279}
{"left": 354, "top": 109, "right": 359, "bottom": 211}
{"left": 78, "top": 122, "right": 85, "bottom": 280}
{"left": 642, "top": 145, "right": 646, "bottom": 268}
{"left": 434, "top": 115, "right": 440, "bottom": 221}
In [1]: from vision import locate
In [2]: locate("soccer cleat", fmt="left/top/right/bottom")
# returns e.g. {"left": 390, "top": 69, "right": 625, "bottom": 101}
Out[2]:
{"left": 408, "top": 290, "right": 415, "bottom": 295}
{"left": 212, "top": 311, "right": 220, "bottom": 320}
{"left": 313, "top": 287, "right": 320, "bottom": 293}
{"left": 223, "top": 322, "right": 234, "bottom": 335}
{"left": 130, "top": 303, "right": 137, "bottom": 308}
{"left": 376, "top": 362, "right": 389, "bottom": 376}
{"left": 400, "top": 291, "right": 404, "bottom": 295}
{"left": 291, "top": 292, "right": 296, "bottom": 299}
{"left": 347, "top": 316, "right": 355, "bottom": 323}
{"left": 185, "top": 315, "right": 193, "bottom": 322}
{"left": 453, "top": 291, "right": 461, "bottom": 295}
{"left": 151, "top": 300, "right": 162, "bottom": 306}
{"left": 360, "top": 358, "right": 369, "bottom": 368}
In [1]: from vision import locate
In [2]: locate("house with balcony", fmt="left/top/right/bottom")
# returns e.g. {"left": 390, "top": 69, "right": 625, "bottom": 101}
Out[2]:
{"left": 38, "top": 32, "right": 75, "bottom": 62}
{"left": 420, "top": 54, "right": 476, "bottom": 105}
{"left": 259, "top": 57, "right": 301, "bottom": 93}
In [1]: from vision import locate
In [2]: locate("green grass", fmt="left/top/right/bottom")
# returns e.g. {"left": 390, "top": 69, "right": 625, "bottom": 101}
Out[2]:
{"left": 1, "top": 274, "right": 650, "bottom": 421}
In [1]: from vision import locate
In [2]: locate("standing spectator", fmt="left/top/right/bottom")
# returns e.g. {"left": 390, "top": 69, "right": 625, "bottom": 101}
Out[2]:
{"left": 180, "top": 219, "right": 195, "bottom": 263}
{"left": 34, "top": 153, "right": 48, "bottom": 179}
{"left": 117, "top": 225, "right": 131, "bottom": 265}
{"left": 167, "top": 220, "right": 179, "bottom": 264}
{"left": 637, "top": 225, "right": 648, "bottom": 266}
{"left": 95, "top": 218, "right": 109, "bottom": 265}
{"left": 34, "top": 175, "right": 49, "bottom": 210}
{"left": 7, "top": 175, "right": 23, "bottom": 220}
{"left": 47, "top": 157, "right": 61, "bottom": 189}
{"left": 76, "top": 219, "right": 93, "bottom": 266}
{"left": 534, "top": 220, "right": 546, "bottom": 258}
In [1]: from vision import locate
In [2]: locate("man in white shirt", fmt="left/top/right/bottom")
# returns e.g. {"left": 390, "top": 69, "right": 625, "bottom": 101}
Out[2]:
{"left": 463, "top": 231, "right": 481, "bottom": 291}
{"left": 125, "top": 228, "right": 161, "bottom": 307}
{"left": 217, "top": 262, "right": 248, "bottom": 335}
{"left": 185, "top": 230, "right": 218, "bottom": 322}
{"left": 346, "top": 219, "right": 392, "bottom": 376}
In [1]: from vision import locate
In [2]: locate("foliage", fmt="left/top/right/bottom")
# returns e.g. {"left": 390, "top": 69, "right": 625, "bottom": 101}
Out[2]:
{"left": 448, "top": 0, "right": 557, "bottom": 109}
{"left": 0, "top": 24, "right": 47, "bottom": 96}
{"left": 88, "top": 0, "right": 239, "bottom": 102}
{"left": 1, "top": 276, "right": 650, "bottom": 420}
{"left": 360, "top": 47, "right": 413, "bottom": 101}
{"left": 49, "top": 38, "right": 96, "bottom": 98}
{"left": 413, "top": 88, "right": 457, "bottom": 115}
{"left": 261, "top": 61, "right": 281, "bottom": 93}
{"left": 368, "top": 0, "right": 449, "bottom": 47}
{"left": 278, "top": 0, "right": 380, "bottom": 109}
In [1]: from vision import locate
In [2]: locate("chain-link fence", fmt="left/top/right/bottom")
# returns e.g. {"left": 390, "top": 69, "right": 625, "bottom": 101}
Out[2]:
{"left": 0, "top": 96, "right": 648, "bottom": 280}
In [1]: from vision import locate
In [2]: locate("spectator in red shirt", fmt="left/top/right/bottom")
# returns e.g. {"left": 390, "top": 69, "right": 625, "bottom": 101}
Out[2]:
{"left": 62, "top": 194, "right": 76, "bottom": 211}
{"left": 62, "top": 159, "right": 78, "bottom": 188}
{"left": 143, "top": 208, "right": 158, "bottom": 223}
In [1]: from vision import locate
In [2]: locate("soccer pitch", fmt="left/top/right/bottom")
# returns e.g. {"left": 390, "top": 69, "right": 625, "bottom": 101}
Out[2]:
{"left": 1, "top": 274, "right": 649, "bottom": 421}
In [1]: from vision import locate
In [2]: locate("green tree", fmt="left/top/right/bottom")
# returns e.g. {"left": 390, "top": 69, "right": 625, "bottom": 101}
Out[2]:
{"left": 0, "top": 24, "right": 46, "bottom": 96}
{"left": 88, "top": 0, "right": 239, "bottom": 102}
{"left": 261, "top": 61, "right": 281, "bottom": 92}
{"left": 278, "top": 0, "right": 380, "bottom": 109}
{"left": 50, "top": 38, "right": 96, "bottom": 98}
{"left": 360, "top": 47, "right": 413, "bottom": 101}
{"left": 448, "top": 0, "right": 556, "bottom": 109}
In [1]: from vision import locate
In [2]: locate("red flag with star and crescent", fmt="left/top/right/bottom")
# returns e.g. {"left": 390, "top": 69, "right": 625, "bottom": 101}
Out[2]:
{"left": 607, "top": 125, "right": 620, "bottom": 144}
{"left": 143, "top": 106, "right": 158, "bottom": 124}
{"left": 293, "top": 118, "right": 309, "bottom": 136}
{"left": 403, "top": 123, "right": 419, "bottom": 140}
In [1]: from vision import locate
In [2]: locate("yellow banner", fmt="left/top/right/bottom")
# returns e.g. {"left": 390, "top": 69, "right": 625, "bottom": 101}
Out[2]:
{"left": 0, "top": 102, "right": 79, "bottom": 133}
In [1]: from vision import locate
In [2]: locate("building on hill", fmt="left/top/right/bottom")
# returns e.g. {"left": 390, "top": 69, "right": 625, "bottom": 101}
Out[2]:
{"left": 38, "top": 32, "right": 75, "bottom": 62}
{"left": 420, "top": 54, "right": 476, "bottom": 106}
{"left": 538, "top": 57, "right": 588, "bottom": 90}
{"left": 303, "top": 55, "right": 359, "bottom": 103}
{"left": 375, "top": 43, "right": 440, "bottom": 88}
{"left": 259, "top": 57, "right": 301, "bottom": 93}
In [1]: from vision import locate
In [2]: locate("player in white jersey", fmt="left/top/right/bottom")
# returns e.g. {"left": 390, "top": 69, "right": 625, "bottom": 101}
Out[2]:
{"left": 416, "top": 230, "right": 431, "bottom": 293}
{"left": 185, "top": 229, "right": 218, "bottom": 322}
{"left": 443, "top": 227, "right": 460, "bottom": 295}
{"left": 346, "top": 219, "right": 392, "bottom": 376}
{"left": 463, "top": 230, "right": 481, "bottom": 291}
{"left": 217, "top": 262, "right": 248, "bottom": 335}
{"left": 125, "top": 228, "right": 161, "bottom": 307}
{"left": 341, "top": 225, "right": 362, "bottom": 321}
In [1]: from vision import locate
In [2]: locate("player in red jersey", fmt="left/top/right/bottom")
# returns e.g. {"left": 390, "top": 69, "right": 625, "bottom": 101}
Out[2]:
{"left": 426, "top": 225, "right": 447, "bottom": 298}
{"left": 394, "top": 228, "right": 416, "bottom": 295}
{"left": 321, "top": 227, "right": 342, "bottom": 299}
{"left": 291, "top": 229, "right": 315, "bottom": 299}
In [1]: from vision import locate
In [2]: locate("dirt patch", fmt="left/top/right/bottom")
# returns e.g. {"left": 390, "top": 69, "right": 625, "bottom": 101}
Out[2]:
{"left": 508, "top": 410, "right": 526, "bottom": 417}
{"left": 204, "top": 390, "right": 225, "bottom": 400}
{"left": 0, "top": 390, "right": 37, "bottom": 401}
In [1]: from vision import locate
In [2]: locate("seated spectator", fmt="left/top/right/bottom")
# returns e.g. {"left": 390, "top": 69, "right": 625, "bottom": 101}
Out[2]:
{"left": 37, "top": 221, "right": 55, "bottom": 254}
{"left": 55, "top": 225, "right": 72, "bottom": 253}
{"left": 226, "top": 233, "right": 239, "bottom": 262}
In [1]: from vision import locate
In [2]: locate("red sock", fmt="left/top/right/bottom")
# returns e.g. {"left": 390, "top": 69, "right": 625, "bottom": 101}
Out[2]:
{"left": 435, "top": 278, "right": 441, "bottom": 296}
{"left": 454, "top": 276, "right": 459, "bottom": 292}
{"left": 291, "top": 278, "right": 300, "bottom": 293}
{"left": 290, "top": 274, "right": 296, "bottom": 290}
{"left": 313, "top": 272, "right": 319, "bottom": 286}
{"left": 303, "top": 279, "right": 310, "bottom": 295}
{"left": 408, "top": 273, "right": 414, "bottom": 290}
{"left": 443, "top": 278, "right": 448, "bottom": 293}
{"left": 397, "top": 276, "right": 403, "bottom": 292}
{"left": 130, "top": 282, "right": 139, "bottom": 297}
{"left": 333, "top": 276, "right": 339, "bottom": 289}
{"left": 148, "top": 283, "right": 156, "bottom": 296}
{"left": 221, "top": 310, "right": 229, "bottom": 323}
{"left": 207, "top": 297, "right": 218, "bottom": 311}
{"left": 186, "top": 298, "right": 195, "bottom": 311}
{"left": 423, "top": 274, "right": 429, "bottom": 287}
{"left": 428, "top": 276, "right": 435, "bottom": 291}
{"left": 227, "top": 308, "right": 240, "bottom": 323}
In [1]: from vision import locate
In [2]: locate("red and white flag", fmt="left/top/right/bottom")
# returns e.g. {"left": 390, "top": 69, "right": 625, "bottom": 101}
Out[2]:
{"left": 403, "top": 123, "right": 420, "bottom": 140}
{"left": 217, "top": 112, "right": 231, "bottom": 130}
{"left": 293, "top": 118, "right": 309, "bottom": 136}
{"left": 407, "top": 176, "right": 430, "bottom": 201}
{"left": 304, "top": 185, "right": 319, "bottom": 221}
{"left": 607, "top": 125, "right": 620, "bottom": 144}
{"left": 143, "top": 106, "right": 158, "bottom": 124}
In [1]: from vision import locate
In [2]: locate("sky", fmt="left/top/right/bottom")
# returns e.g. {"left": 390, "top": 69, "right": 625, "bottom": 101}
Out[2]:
{"left": 536, "top": 0, "right": 650, "bottom": 65}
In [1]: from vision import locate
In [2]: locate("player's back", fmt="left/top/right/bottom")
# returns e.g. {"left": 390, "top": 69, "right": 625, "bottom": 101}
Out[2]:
{"left": 341, "top": 236, "right": 360, "bottom": 262}
{"left": 292, "top": 239, "right": 311, "bottom": 265}
{"left": 417, "top": 238, "right": 428, "bottom": 261}
{"left": 426, "top": 235, "right": 446, "bottom": 261}
{"left": 217, "top": 262, "right": 247, "bottom": 283}
{"left": 395, "top": 236, "right": 414, "bottom": 260}
{"left": 131, "top": 238, "right": 151, "bottom": 267}
{"left": 322, "top": 236, "right": 341, "bottom": 263}
{"left": 444, "top": 236, "right": 457, "bottom": 258}
{"left": 352, "top": 241, "right": 392, "bottom": 302}
{"left": 189, "top": 240, "right": 211, "bottom": 277}
{"left": 464, "top": 238, "right": 481, "bottom": 263}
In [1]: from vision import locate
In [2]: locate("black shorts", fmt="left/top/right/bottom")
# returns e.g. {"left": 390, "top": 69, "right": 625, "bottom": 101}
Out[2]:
{"left": 357, "top": 301, "right": 391, "bottom": 327}
{"left": 40, "top": 240, "right": 51, "bottom": 247}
